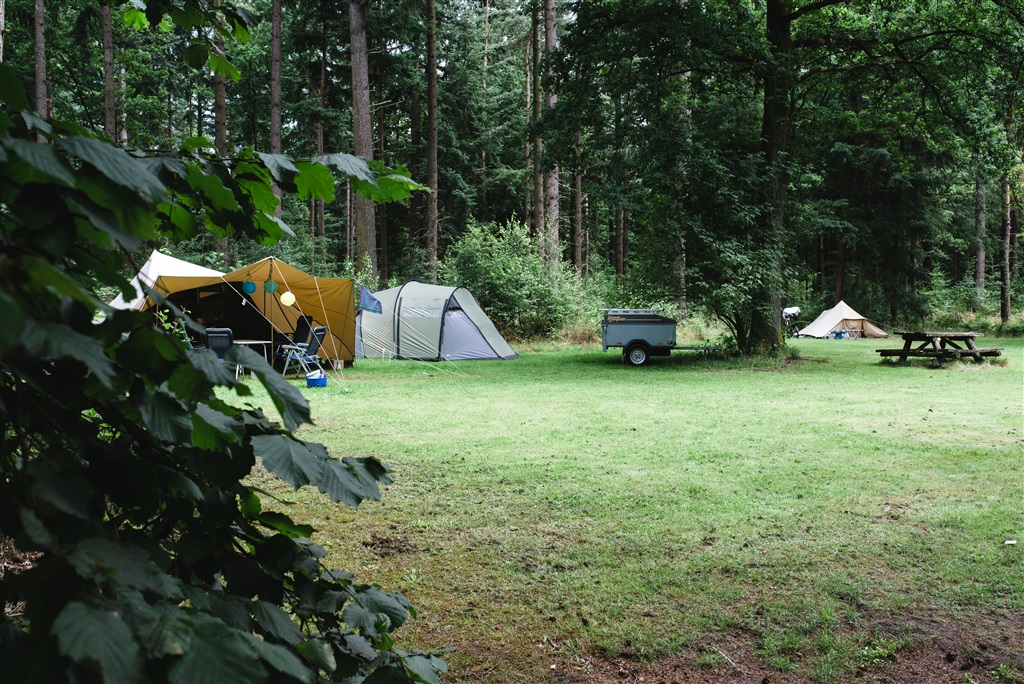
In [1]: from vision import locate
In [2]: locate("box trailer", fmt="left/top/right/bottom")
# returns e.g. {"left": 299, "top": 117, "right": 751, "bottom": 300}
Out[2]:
{"left": 601, "top": 309, "right": 713, "bottom": 366}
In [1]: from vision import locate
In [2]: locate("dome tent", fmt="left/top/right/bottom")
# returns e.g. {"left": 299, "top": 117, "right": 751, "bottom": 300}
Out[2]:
{"left": 798, "top": 300, "right": 888, "bottom": 339}
{"left": 356, "top": 281, "right": 517, "bottom": 361}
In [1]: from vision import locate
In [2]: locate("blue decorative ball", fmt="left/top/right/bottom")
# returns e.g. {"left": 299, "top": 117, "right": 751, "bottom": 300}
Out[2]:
{"left": 264, "top": 281, "right": 279, "bottom": 293}
{"left": 242, "top": 280, "right": 257, "bottom": 294}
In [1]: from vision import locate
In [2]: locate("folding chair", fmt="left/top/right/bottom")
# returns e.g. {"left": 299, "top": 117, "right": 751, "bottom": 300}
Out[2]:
{"left": 205, "top": 327, "right": 242, "bottom": 380}
{"left": 278, "top": 326, "right": 326, "bottom": 377}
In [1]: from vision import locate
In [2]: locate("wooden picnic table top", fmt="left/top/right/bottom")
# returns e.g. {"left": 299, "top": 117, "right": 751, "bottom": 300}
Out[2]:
{"left": 894, "top": 331, "right": 981, "bottom": 339}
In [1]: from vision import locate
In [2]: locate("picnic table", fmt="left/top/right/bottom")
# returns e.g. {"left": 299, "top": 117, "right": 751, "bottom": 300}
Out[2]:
{"left": 876, "top": 331, "right": 1003, "bottom": 363}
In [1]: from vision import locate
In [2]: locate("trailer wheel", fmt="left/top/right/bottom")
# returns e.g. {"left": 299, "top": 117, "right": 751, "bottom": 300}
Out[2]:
{"left": 624, "top": 343, "right": 649, "bottom": 366}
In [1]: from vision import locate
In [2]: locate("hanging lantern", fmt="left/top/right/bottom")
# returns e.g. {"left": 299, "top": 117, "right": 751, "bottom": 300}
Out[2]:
{"left": 264, "top": 281, "right": 278, "bottom": 293}
{"left": 241, "top": 280, "right": 257, "bottom": 294}
{"left": 280, "top": 291, "right": 296, "bottom": 307}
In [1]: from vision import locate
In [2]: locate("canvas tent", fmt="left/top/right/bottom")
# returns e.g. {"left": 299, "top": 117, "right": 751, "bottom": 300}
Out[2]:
{"left": 799, "top": 300, "right": 888, "bottom": 339}
{"left": 109, "top": 251, "right": 356, "bottom": 363}
{"left": 356, "top": 281, "right": 517, "bottom": 361}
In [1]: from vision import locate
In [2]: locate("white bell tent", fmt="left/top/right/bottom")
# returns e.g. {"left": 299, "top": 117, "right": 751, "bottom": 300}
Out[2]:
{"left": 799, "top": 300, "right": 888, "bottom": 339}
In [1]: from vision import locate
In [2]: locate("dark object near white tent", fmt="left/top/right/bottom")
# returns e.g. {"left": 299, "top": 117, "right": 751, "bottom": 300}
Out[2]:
{"left": 356, "top": 281, "right": 518, "bottom": 361}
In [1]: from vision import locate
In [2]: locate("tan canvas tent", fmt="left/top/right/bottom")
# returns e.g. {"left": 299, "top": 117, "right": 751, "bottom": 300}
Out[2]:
{"left": 798, "top": 300, "right": 888, "bottom": 339}
{"left": 109, "top": 251, "right": 356, "bottom": 363}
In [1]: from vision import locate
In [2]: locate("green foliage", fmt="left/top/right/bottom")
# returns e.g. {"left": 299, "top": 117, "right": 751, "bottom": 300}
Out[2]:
{"left": 0, "top": 51, "right": 443, "bottom": 684}
{"left": 440, "top": 221, "right": 608, "bottom": 338}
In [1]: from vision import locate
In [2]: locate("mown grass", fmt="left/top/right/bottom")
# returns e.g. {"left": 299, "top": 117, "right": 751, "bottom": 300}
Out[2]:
{"left": 240, "top": 337, "right": 1023, "bottom": 682}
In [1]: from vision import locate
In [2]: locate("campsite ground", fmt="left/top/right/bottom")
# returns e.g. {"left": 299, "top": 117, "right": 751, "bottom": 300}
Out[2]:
{"left": 245, "top": 338, "right": 1023, "bottom": 683}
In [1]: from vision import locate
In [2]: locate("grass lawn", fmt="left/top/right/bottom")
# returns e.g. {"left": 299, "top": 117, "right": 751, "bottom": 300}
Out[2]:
{"left": 243, "top": 337, "right": 1023, "bottom": 683}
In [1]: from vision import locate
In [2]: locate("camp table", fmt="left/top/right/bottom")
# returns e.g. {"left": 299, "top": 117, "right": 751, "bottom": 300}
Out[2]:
{"left": 876, "top": 331, "right": 1002, "bottom": 363}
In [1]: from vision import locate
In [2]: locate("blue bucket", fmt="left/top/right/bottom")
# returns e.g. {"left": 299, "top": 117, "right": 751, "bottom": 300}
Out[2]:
{"left": 306, "top": 370, "right": 327, "bottom": 387}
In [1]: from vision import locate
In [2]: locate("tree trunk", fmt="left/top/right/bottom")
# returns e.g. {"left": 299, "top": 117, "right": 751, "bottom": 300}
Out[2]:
{"left": 1001, "top": 179, "right": 1012, "bottom": 323}
{"left": 378, "top": 101, "right": 389, "bottom": 282}
{"left": 313, "top": 38, "right": 326, "bottom": 240}
{"left": 834, "top": 240, "right": 847, "bottom": 304}
{"left": 351, "top": 0, "right": 377, "bottom": 279}
{"left": 33, "top": 0, "right": 47, "bottom": 134}
{"left": 213, "top": 29, "right": 232, "bottom": 268}
{"left": 213, "top": 34, "right": 227, "bottom": 156}
{"left": 975, "top": 172, "right": 987, "bottom": 295}
{"left": 543, "top": 0, "right": 559, "bottom": 267}
{"left": 480, "top": 0, "right": 490, "bottom": 216}
{"left": 572, "top": 131, "right": 583, "bottom": 270}
{"left": 1, "top": 0, "right": 6, "bottom": 62}
{"left": 524, "top": 35, "right": 533, "bottom": 226}
{"left": 410, "top": 89, "right": 423, "bottom": 244}
{"left": 102, "top": 4, "right": 116, "bottom": 139}
{"left": 531, "top": 4, "right": 543, "bottom": 246}
{"left": 270, "top": 0, "right": 282, "bottom": 218}
{"left": 748, "top": 0, "right": 793, "bottom": 353}
{"left": 425, "top": 0, "right": 439, "bottom": 283}
{"left": 615, "top": 205, "right": 625, "bottom": 276}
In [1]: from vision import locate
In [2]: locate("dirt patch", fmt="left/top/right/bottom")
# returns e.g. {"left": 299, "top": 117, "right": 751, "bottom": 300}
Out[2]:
{"left": 363, "top": 533, "right": 415, "bottom": 557}
{"left": 546, "top": 613, "right": 1023, "bottom": 684}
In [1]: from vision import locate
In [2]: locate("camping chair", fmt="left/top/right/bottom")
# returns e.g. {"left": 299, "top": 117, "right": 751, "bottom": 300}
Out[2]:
{"left": 274, "top": 315, "right": 314, "bottom": 355}
{"left": 205, "top": 327, "right": 242, "bottom": 380}
{"left": 278, "top": 326, "right": 326, "bottom": 377}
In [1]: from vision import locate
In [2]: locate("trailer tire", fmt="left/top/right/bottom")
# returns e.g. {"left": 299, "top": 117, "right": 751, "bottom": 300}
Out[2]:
{"left": 624, "top": 343, "right": 649, "bottom": 366}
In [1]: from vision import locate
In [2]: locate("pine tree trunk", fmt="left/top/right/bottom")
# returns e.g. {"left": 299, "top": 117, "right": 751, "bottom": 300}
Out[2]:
{"left": 975, "top": 173, "right": 987, "bottom": 295}
{"left": 313, "top": 39, "right": 326, "bottom": 240}
{"left": 270, "top": 0, "right": 282, "bottom": 218}
{"left": 351, "top": 0, "right": 377, "bottom": 278}
{"left": 378, "top": 102, "right": 389, "bottom": 282}
{"left": 1, "top": 0, "right": 6, "bottom": 62}
{"left": 33, "top": 0, "right": 47, "bottom": 137}
{"left": 425, "top": 0, "right": 439, "bottom": 283}
{"left": 524, "top": 35, "right": 532, "bottom": 227}
{"left": 213, "top": 27, "right": 231, "bottom": 268}
{"left": 543, "top": 0, "right": 559, "bottom": 267}
{"left": 572, "top": 131, "right": 583, "bottom": 270}
{"left": 410, "top": 89, "right": 423, "bottom": 244}
{"left": 615, "top": 205, "right": 625, "bottom": 276}
{"left": 102, "top": 4, "right": 116, "bottom": 139}
{"left": 1001, "top": 179, "right": 1012, "bottom": 323}
{"left": 531, "top": 4, "right": 543, "bottom": 250}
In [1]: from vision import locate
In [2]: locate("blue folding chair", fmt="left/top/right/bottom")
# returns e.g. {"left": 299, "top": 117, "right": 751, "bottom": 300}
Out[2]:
{"left": 278, "top": 326, "right": 326, "bottom": 377}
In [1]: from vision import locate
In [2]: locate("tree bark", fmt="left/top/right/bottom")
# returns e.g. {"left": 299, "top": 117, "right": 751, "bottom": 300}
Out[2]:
{"left": 1, "top": 0, "right": 6, "bottom": 62}
{"left": 102, "top": 4, "right": 116, "bottom": 139}
{"left": 615, "top": 205, "right": 625, "bottom": 276}
{"left": 351, "top": 0, "right": 377, "bottom": 278}
{"left": 974, "top": 173, "right": 987, "bottom": 295}
{"left": 270, "top": 0, "right": 282, "bottom": 218}
{"left": 425, "top": 0, "right": 439, "bottom": 283}
{"left": 531, "top": 4, "right": 543, "bottom": 246}
{"left": 410, "top": 89, "right": 423, "bottom": 243}
{"left": 33, "top": 0, "right": 47, "bottom": 134}
{"left": 572, "top": 130, "right": 583, "bottom": 270}
{"left": 313, "top": 37, "right": 326, "bottom": 240}
{"left": 543, "top": 0, "right": 559, "bottom": 267}
{"left": 1000, "top": 179, "right": 1012, "bottom": 323}
{"left": 749, "top": 0, "right": 794, "bottom": 353}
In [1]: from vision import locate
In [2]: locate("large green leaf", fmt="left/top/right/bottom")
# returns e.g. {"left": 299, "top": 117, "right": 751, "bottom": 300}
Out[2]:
{"left": 294, "top": 161, "right": 336, "bottom": 202}
{"left": 252, "top": 600, "right": 303, "bottom": 645}
{"left": 314, "top": 153, "right": 375, "bottom": 184}
{"left": 250, "top": 364, "right": 311, "bottom": 431}
{"left": 296, "top": 638, "right": 336, "bottom": 674}
{"left": 403, "top": 654, "right": 444, "bottom": 684}
{"left": 168, "top": 617, "right": 266, "bottom": 684}
{"left": 250, "top": 637, "right": 314, "bottom": 684}
{"left": 209, "top": 53, "right": 241, "bottom": 82}
{"left": 139, "top": 388, "right": 194, "bottom": 443}
{"left": 67, "top": 538, "right": 178, "bottom": 595}
{"left": 52, "top": 602, "right": 143, "bottom": 683}
{"left": 5, "top": 138, "right": 76, "bottom": 186}
{"left": 342, "top": 586, "right": 412, "bottom": 638}
{"left": 318, "top": 458, "right": 382, "bottom": 507}
{"left": 256, "top": 152, "right": 300, "bottom": 184}
{"left": 138, "top": 608, "right": 194, "bottom": 658}
{"left": 58, "top": 137, "right": 165, "bottom": 202}
{"left": 21, "top": 322, "right": 115, "bottom": 388}
{"left": 252, "top": 435, "right": 324, "bottom": 489}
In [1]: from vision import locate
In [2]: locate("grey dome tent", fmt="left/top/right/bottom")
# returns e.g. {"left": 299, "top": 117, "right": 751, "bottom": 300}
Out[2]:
{"left": 356, "top": 281, "right": 517, "bottom": 361}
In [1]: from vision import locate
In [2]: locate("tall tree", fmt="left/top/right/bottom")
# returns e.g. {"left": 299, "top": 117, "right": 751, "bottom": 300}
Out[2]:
{"left": 425, "top": 0, "right": 438, "bottom": 282}
{"left": 542, "top": 0, "right": 559, "bottom": 266}
{"left": 270, "top": 0, "right": 282, "bottom": 218}
{"left": 33, "top": 0, "right": 46, "bottom": 127}
{"left": 101, "top": 3, "right": 115, "bottom": 138}
{"left": 351, "top": 0, "right": 377, "bottom": 278}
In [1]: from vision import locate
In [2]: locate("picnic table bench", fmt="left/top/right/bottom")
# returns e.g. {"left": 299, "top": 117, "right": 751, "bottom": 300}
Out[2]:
{"left": 876, "top": 331, "right": 1003, "bottom": 363}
